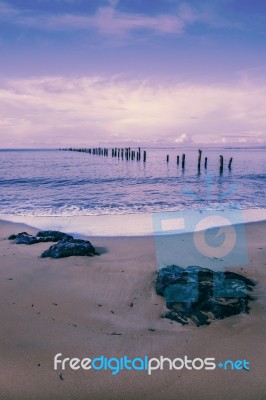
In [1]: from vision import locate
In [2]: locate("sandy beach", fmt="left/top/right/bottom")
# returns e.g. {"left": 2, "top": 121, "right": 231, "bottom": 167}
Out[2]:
{"left": 0, "top": 218, "right": 265, "bottom": 400}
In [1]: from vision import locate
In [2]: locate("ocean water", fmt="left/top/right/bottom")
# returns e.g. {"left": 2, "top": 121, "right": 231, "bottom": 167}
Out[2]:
{"left": 0, "top": 148, "right": 265, "bottom": 218}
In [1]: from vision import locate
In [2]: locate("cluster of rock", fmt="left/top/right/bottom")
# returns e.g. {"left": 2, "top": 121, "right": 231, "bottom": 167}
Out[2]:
{"left": 155, "top": 265, "right": 255, "bottom": 326}
{"left": 8, "top": 231, "right": 96, "bottom": 259}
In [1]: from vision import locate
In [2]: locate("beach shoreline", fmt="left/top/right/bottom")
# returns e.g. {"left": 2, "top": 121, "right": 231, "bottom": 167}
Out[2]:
{"left": 0, "top": 218, "right": 265, "bottom": 399}
{"left": 0, "top": 207, "right": 265, "bottom": 237}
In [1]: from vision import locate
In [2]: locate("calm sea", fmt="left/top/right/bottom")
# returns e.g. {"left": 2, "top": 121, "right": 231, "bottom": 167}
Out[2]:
{"left": 0, "top": 148, "right": 265, "bottom": 217}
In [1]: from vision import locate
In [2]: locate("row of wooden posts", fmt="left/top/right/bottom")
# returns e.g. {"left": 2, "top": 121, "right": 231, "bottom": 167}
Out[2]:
{"left": 59, "top": 147, "right": 147, "bottom": 162}
{"left": 59, "top": 148, "right": 232, "bottom": 173}
{"left": 166, "top": 150, "right": 233, "bottom": 173}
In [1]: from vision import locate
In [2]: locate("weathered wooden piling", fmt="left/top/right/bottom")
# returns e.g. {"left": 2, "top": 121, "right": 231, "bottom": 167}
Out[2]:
{"left": 228, "top": 157, "right": 233, "bottom": 170}
{"left": 204, "top": 157, "right": 208, "bottom": 169}
{"left": 166, "top": 155, "right": 169, "bottom": 163}
{"left": 198, "top": 149, "right": 202, "bottom": 171}
{"left": 143, "top": 151, "right": 146, "bottom": 162}
{"left": 220, "top": 155, "right": 224, "bottom": 174}
{"left": 182, "top": 154, "right": 185, "bottom": 169}
{"left": 177, "top": 155, "right": 179, "bottom": 165}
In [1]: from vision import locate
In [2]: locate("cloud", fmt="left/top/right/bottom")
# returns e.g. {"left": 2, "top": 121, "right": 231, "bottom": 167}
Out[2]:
{"left": 15, "top": 7, "right": 186, "bottom": 36}
{"left": 0, "top": 75, "right": 265, "bottom": 147}
{"left": 108, "top": 0, "right": 119, "bottom": 7}
{"left": 0, "top": 1, "right": 18, "bottom": 16}
{"left": 0, "top": 1, "right": 213, "bottom": 37}
{"left": 175, "top": 133, "right": 188, "bottom": 143}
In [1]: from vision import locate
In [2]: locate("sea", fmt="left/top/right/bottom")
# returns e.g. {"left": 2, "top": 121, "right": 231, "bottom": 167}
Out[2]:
{"left": 0, "top": 147, "right": 265, "bottom": 235}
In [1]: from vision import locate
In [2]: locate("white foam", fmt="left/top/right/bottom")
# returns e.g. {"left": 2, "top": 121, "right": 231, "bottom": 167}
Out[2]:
{"left": 1, "top": 208, "right": 265, "bottom": 237}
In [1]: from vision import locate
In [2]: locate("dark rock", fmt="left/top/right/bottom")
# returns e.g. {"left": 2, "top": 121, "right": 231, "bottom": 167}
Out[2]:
{"left": 15, "top": 233, "right": 39, "bottom": 245}
{"left": 155, "top": 265, "right": 184, "bottom": 296}
{"left": 164, "top": 308, "right": 189, "bottom": 325}
{"left": 36, "top": 231, "right": 73, "bottom": 242}
{"left": 8, "top": 234, "right": 19, "bottom": 240}
{"left": 156, "top": 265, "right": 255, "bottom": 326}
{"left": 41, "top": 237, "right": 95, "bottom": 259}
{"left": 9, "top": 230, "right": 73, "bottom": 245}
{"left": 8, "top": 232, "right": 31, "bottom": 241}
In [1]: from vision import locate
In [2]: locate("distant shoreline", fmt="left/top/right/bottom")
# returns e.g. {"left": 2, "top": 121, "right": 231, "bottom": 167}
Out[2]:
{"left": 0, "top": 146, "right": 266, "bottom": 151}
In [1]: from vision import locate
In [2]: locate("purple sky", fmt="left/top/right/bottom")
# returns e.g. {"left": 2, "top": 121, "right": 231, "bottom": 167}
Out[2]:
{"left": 0, "top": 0, "right": 266, "bottom": 147}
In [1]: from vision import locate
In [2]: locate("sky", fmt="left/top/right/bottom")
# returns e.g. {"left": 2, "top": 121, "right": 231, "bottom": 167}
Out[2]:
{"left": 0, "top": 0, "right": 266, "bottom": 147}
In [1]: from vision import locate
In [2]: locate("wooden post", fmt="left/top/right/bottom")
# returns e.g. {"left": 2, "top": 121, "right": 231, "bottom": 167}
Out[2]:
{"left": 143, "top": 151, "right": 146, "bottom": 162}
{"left": 228, "top": 157, "right": 233, "bottom": 170}
{"left": 166, "top": 155, "right": 169, "bottom": 163}
{"left": 220, "top": 155, "right": 224, "bottom": 174}
{"left": 204, "top": 157, "right": 208, "bottom": 169}
{"left": 177, "top": 155, "right": 179, "bottom": 165}
{"left": 198, "top": 149, "right": 202, "bottom": 171}
{"left": 182, "top": 154, "right": 185, "bottom": 169}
